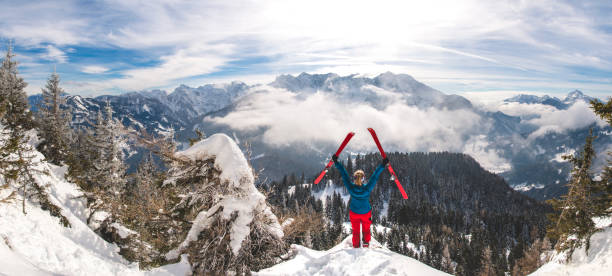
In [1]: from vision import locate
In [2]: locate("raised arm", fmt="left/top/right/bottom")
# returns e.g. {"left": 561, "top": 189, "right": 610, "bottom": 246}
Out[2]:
{"left": 365, "top": 163, "right": 385, "bottom": 193}
{"left": 334, "top": 159, "right": 353, "bottom": 189}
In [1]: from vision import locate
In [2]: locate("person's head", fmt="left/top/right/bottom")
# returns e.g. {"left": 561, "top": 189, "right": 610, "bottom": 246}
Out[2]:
{"left": 354, "top": 170, "right": 365, "bottom": 186}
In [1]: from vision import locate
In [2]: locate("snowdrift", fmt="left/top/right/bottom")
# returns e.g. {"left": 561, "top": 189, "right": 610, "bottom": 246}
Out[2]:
{"left": 0, "top": 134, "right": 190, "bottom": 275}
{"left": 255, "top": 236, "right": 450, "bottom": 276}
{"left": 530, "top": 217, "right": 612, "bottom": 276}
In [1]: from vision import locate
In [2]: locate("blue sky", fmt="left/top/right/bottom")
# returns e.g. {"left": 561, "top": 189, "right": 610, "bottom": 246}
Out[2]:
{"left": 1, "top": 0, "right": 611, "bottom": 98}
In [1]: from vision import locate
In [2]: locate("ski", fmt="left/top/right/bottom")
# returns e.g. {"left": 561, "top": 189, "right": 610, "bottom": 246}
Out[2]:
{"left": 314, "top": 132, "right": 355, "bottom": 184}
{"left": 367, "top": 128, "right": 408, "bottom": 199}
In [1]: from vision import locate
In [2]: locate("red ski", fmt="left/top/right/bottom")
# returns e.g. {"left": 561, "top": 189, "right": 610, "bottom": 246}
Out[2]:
{"left": 314, "top": 132, "right": 355, "bottom": 184}
{"left": 367, "top": 128, "right": 408, "bottom": 199}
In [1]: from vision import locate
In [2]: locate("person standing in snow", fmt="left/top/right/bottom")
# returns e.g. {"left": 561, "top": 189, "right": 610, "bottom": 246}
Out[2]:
{"left": 332, "top": 154, "right": 388, "bottom": 248}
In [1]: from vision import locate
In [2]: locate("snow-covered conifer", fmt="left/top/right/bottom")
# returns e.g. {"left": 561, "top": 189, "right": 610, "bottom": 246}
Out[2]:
{"left": 163, "top": 134, "right": 286, "bottom": 274}
{"left": 0, "top": 45, "right": 69, "bottom": 225}
{"left": 547, "top": 129, "right": 603, "bottom": 260}
{"left": 36, "top": 71, "right": 71, "bottom": 165}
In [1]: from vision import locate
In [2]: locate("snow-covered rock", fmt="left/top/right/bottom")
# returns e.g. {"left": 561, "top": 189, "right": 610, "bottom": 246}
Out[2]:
{"left": 164, "top": 133, "right": 285, "bottom": 274}
{"left": 255, "top": 236, "right": 450, "bottom": 276}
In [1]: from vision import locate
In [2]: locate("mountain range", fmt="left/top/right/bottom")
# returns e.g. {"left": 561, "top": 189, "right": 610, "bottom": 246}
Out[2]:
{"left": 28, "top": 72, "right": 611, "bottom": 201}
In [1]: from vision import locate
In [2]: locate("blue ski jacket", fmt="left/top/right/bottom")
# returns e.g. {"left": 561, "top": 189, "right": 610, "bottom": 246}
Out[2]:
{"left": 334, "top": 160, "right": 385, "bottom": 214}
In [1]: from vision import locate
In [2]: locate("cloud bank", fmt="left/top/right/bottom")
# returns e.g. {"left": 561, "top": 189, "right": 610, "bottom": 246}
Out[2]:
{"left": 206, "top": 85, "right": 504, "bottom": 168}
{"left": 526, "top": 101, "right": 608, "bottom": 139}
{"left": 206, "top": 81, "right": 608, "bottom": 173}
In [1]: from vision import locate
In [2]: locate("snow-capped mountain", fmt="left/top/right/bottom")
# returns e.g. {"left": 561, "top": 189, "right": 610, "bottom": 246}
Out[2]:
{"left": 29, "top": 72, "right": 611, "bottom": 201}
{"left": 147, "top": 82, "right": 250, "bottom": 119}
{"left": 504, "top": 89, "right": 596, "bottom": 110}
{"left": 271, "top": 72, "right": 472, "bottom": 110}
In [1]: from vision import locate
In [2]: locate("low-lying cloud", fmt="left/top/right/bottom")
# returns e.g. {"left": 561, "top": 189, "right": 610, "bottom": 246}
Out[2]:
{"left": 207, "top": 86, "right": 485, "bottom": 153}
{"left": 499, "top": 101, "right": 607, "bottom": 139}
{"left": 206, "top": 85, "right": 609, "bottom": 174}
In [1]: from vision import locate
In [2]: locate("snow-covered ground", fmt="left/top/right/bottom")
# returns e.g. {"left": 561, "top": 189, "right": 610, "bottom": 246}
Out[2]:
{"left": 255, "top": 236, "right": 449, "bottom": 276}
{"left": 0, "top": 135, "right": 190, "bottom": 275}
{"left": 530, "top": 216, "right": 612, "bottom": 276}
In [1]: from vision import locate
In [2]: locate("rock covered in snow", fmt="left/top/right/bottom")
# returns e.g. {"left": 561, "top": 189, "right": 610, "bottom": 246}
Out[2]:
{"left": 164, "top": 133, "right": 285, "bottom": 274}
{"left": 174, "top": 133, "right": 255, "bottom": 188}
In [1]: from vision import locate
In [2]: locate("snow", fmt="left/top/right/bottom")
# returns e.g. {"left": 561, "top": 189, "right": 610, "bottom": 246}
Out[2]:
{"left": 551, "top": 148, "right": 576, "bottom": 163}
{"left": 0, "top": 240, "right": 52, "bottom": 276}
{"left": 167, "top": 134, "right": 283, "bottom": 257}
{"left": 255, "top": 236, "right": 450, "bottom": 276}
{"left": 175, "top": 133, "right": 254, "bottom": 188}
{"left": 0, "top": 130, "right": 190, "bottom": 275}
{"left": 111, "top": 222, "right": 138, "bottom": 239}
{"left": 312, "top": 181, "right": 350, "bottom": 207}
{"left": 530, "top": 217, "right": 612, "bottom": 276}
{"left": 512, "top": 182, "right": 545, "bottom": 192}
{"left": 281, "top": 218, "right": 295, "bottom": 229}
{"left": 287, "top": 186, "right": 296, "bottom": 196}
{"left": 380, "top": 201, "right": 389, "bottom": 218}
{"left": 341, "top": 222, "right": 391, "bottom": 236}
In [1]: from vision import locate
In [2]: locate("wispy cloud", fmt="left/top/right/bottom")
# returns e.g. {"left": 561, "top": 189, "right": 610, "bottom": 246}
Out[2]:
{"left": 40, "top": 45, "right": 67, "bottom": 63}
{"left": 81, "top": 65, "right": 109, "bottom": 74}
{"left": 1, "top": 0, "right": 611, "bottom": 96}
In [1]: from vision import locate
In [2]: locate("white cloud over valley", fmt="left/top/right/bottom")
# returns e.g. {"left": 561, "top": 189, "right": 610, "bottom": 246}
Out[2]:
{"left": 204, "top": 85, "right": 517, "bottom": 172}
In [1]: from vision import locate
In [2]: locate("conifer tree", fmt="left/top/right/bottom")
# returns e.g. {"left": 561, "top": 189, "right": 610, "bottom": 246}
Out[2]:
{"left": 0, "top": 45, "right": 38, "bottom": 213}
{"left": 85, "top": 101, "right": 128, "bottom": 223}
{"left": 36, "top": 71, "right": 71, "bottom": 165}
{"left": 546, "top": 129, "right": 603, "bottom": 259}
{"left": 590, "top": 98, "right": 612, "bottom": 215}
{"left": 92, "top": 101, "right": 127, "bottom": 193}
{"left": 512, "top": 237, "right": 551, "bottom": 276}
{"left": 0, "top": 45, "right": 69, "bottom": 225}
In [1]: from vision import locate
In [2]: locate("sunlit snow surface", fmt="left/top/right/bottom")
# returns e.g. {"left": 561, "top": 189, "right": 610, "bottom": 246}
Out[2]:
{"left": 0, "top": 131, "right": 190, "bottom": 275}
{"left": 530, "top": 216, "right": 612, "bottom": 276}
{"left": 255, "top": 236, "right": 449, "bottom": 276}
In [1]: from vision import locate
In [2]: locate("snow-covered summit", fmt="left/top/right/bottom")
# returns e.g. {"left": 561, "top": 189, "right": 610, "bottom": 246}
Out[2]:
{"left": 503, "top": 89, "right": 597, "bottom": 110}
{"left": 256, "top": 236, "right": 450, "bottom": 276}
{"left": 563, "top": 89, "right": 596, "bottom": 105}
{"left": 269, "top": 72, "right": 471, "bottom": 109}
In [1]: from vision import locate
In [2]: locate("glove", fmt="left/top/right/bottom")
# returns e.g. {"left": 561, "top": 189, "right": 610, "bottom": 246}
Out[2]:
{"left": 332, "top": 154, "right": 338, "bottom": 162}
{"left": 382, "top": 157, "right": 389, "bottom": 166}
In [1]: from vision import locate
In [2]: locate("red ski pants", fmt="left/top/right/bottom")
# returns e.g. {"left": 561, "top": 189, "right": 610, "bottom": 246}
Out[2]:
{"left": 349, "top": 210, "right": 372, "bottom": 248}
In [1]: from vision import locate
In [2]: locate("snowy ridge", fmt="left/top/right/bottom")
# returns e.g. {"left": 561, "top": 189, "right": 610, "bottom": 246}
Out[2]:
{"left": 255, "top": 236, "right": 449, "bottom": 275}
{"left": 166, "top": 133, "right": 283, "bottom": 257}
{"left": 530, "top": 217, "right": 612, "bottom": 276}
{"left": 0, "top": 131, "right": 190, "bottom": 275}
